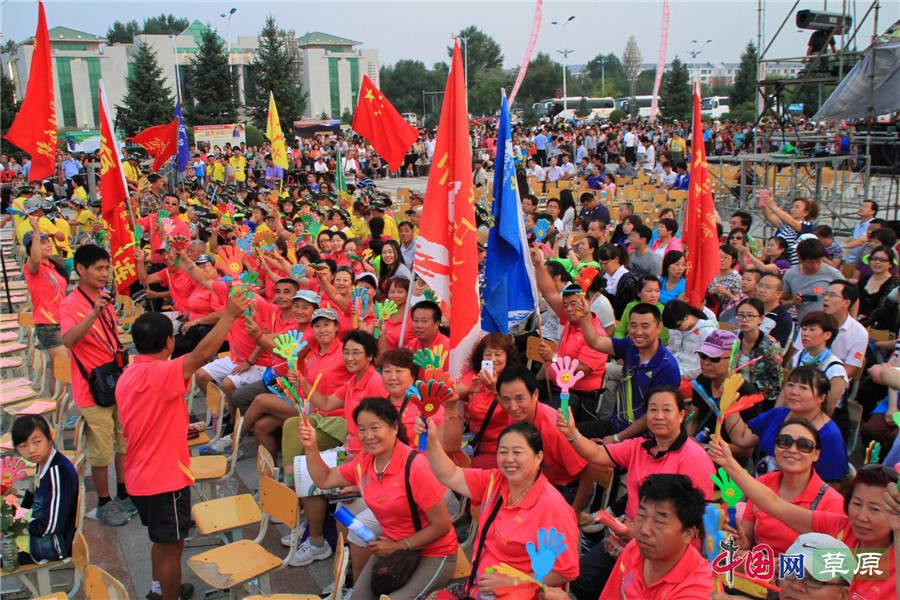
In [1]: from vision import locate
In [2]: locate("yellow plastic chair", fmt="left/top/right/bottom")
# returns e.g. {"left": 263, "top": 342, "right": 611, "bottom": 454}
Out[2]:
{"left": 189, "top": 381, "right": 227, "bottom": 455}
{"left": 187, "top": 476, "right": 303, "bottom": 598}
{"left": 191, "top": 409, "right": 244, "bottom": 501}
{"left": 245, "top": 532, "right": 348, "bottom": 600}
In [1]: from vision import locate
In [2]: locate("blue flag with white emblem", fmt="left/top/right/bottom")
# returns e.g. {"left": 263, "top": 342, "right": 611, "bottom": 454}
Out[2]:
{"left": 174, "top": 101, "right": 190, "bottom": 172}
{"left": 480, "top": 90, "right": 538, "bottom": 333}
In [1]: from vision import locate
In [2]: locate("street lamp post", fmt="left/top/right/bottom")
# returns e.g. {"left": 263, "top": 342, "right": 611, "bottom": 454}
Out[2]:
{"left": 598, "top": 59, "right": 608, "bottom": 95}
{"left": 220, "top": 8, "right": 237, "bottom": 68}
{"left": 551, "top": 16, "right": 576, "bottom": 115}
{"left": 168, "top": 33, "right": 182, "bottom": 104}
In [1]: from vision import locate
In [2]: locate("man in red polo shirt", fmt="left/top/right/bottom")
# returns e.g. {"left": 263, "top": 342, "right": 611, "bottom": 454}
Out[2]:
{"left": 116, "top": 292, "right": 248, "bottom": 600}
{"left": 601, "top": 474, "right": 712, "bottom": 600}
{"left": 405, "top": 300, "right": 449, "bottom": 352}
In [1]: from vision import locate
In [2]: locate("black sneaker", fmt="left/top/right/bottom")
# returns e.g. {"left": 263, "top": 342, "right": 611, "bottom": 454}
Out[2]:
{"left": 146, "top": 583, "right": 194, "bottom": 600}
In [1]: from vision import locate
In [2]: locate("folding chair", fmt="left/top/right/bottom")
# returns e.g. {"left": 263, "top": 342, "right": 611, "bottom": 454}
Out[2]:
{"left": 245, "top": 533, "right": 349, "bottom": 600}
{"left": 189, "top": 381, "right": 227, "bottom": 455}
{"left": 191, "top": 409, "right": 244, "bottom": 501}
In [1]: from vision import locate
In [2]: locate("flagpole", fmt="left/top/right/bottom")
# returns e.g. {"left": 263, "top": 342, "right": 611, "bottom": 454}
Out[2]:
{"left": 397, "top": 276, "right": 416, "bottom": 347}
{"left": 533, "top": 308, "right": 555, "bottom": 404}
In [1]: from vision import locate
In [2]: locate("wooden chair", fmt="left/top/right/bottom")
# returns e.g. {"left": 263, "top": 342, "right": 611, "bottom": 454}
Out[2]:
{"left": 867, "top": 328, "right": 895, "bottom": 343}
{"left": 189, "top": 381, "right": 227, "bottom": 455}
{"left": 245, "top": 533, "right": 349, "bottom": 600}
{"left": 191, "top": 490, "right": 263, "bottom": 545}
{"left": 594, "top": 466, "right": 615, "bottom": 512}
{"left": 257, "top": 444, "right": 277, "bottom": 480}
{"left": 845, "top": 401, "right": 864, "bottom": 455}
{"left": 85, "top": 565, "right": 129, "bottom": 600}
{"left": 187, "top": 476, "right": 303, "bottom": 598}
{"left": 449, "top": 545, "right": 472, "bottom": 580}
{"left": 718, "top": 323, "right": 738, "bottom": 332}
{"left": 191, "top": 409, "right": 244, "bottom": 501}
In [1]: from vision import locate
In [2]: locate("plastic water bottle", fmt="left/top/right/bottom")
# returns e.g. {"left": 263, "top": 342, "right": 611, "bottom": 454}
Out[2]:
{"left": 480, "top": 568, "right": 498, "bottom": 600}
{"left": 696, "top": 427, "right": 711, "bottom": 444}
{"left": 334, "top": 506, "right": 377, "bottom": 544}
{"left": 599, "top": 190, "right": 607, "bottom": 202}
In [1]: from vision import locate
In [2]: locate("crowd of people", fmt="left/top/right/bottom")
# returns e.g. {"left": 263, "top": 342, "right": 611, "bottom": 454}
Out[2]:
{"left": 3, "top": 112, "right": 900, "bottom": 600}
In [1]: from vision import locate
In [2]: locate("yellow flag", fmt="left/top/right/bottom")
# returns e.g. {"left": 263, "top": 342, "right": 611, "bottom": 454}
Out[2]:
{"left": 266, "top": 91, "right": 289, "bottom": 169}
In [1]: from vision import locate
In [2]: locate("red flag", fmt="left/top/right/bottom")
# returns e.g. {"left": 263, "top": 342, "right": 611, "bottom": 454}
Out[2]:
{"left": 126, "top": 120, "right": 179, "bottom": 173}
{"left": 683, "top": 84, "right": 718, "bottom": 306}
{"left": 99, "top": 81, "right": 138, "bottom": 295}
{"left": 351, "top": 76, "right": 419, "bottom": 173}
{"left": 3, "top": 2, "right": 57, "bottom": 181}
{"left": 412, "top": 43, "right": 480, "bottom": 378}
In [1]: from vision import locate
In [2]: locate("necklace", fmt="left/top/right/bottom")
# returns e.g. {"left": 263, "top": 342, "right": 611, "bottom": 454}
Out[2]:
{"left": 508, "top": 477, "right": 538, "bottom": 506}
{"left": 374, "top": 453, "right": 393, "bottom": 482}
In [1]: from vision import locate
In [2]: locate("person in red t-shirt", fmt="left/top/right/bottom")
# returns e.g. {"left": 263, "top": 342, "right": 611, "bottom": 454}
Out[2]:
{"left": 60, "top": 245, "right": 129, "bottom": 527}
{"left": 23, "top": 225, "right": 68, "bottom": 394}
{"left": 300, "top": 397, "right": 458, "bottom": 600}
{"left": 495, "top": 366, "right": 596, "bottom": 515}
{"left": 116, "top": 292, "right": 248, "bottom": 600}
{"left": 405, "top": 301, "right": 449, "bottom": 353}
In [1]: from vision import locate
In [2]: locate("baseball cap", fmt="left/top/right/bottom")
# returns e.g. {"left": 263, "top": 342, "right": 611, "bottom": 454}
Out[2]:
{"left": 24, "top": 198, "right": 43, "bottom": 214}
{"left": 293, "top": 289, "right": 322, "bottom": 305}
{"left": 356, "top": 272, "right": 378, "bottom": 288}
{"left": 311, "top": 307, "right": 339, "bottom": 323}
{"left": 697, "top": 329, "right": 739, "bottom": 358}
{"left": 783, "top": 533, "right": 855, "bottom": 583}
{"left": 22, "top": 231, "right": 50, "bottom": 246}
{"left": 195, "top": 254, "right": 215, "bottom": 265}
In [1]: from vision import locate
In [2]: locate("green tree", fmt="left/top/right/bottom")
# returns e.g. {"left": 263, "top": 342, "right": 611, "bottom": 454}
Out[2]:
{"left": 245, "top": 123, "right": 264, "bottom": 148}
{"left": 379, "top": 59, "right": 437, "bottom": 114}
{"left": 575, "top": 96, "right": 591, "bottom": 118}
{"left": 583, "top": 53, "right": 628, "bottom": 98}
{"left": 341, "top": 108, "right": 353, "bottom": 124}
{"left": 659, "top": 56, "right": 691, "bottom": 121}
{"left": 184, "top": 28, "right": 237, "bottom": 125}
{"left": 248, "top": 15, "right": 307, "bottom": 132}
{"left": 467, "top": 68, "right": 513, "bottom": 116}
{"left": 1, "top": 39, "right": 17, "bottom": 54}
{"left": 447, "top": 26, "right": 504, "bottom": 89}
{"left": 141, "top": 14, "right": 190, "bottom": 35}
{"left": 634, "top": 69, "right": 657, "bottom": 95}
{"left": 105, "top": 20, "right": 140, "bottom": 44}
{"left": 117, "top": 42, "right": 173, "bottom": 136}
{"left": 0, "top": 72, "right": 21, "bottom": 158}
{"left": 514, "top": 52, "right": 562, "bottom": 109}
{"left": 731, "top": 41, "right": 758, "bottom": 108}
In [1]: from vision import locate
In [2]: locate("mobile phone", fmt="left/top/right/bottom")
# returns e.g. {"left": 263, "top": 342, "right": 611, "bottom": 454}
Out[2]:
{"left": 481, "top": 360, "right": 494, "bottom": 376}
{"left": 758, "top": 189, "right": 770, "bottom": 206}
{"left": 801, "top": 293, "right": 819, "bottom": 303}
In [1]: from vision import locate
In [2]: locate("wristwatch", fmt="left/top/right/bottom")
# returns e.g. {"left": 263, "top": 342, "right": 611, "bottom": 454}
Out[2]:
{"left": 551, "top": 355, "right": 559, "bottom": 363}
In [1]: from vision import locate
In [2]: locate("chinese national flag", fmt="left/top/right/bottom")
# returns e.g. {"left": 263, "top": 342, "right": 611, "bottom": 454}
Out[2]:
{"left": 412, "top": 43, "right": 480, "bottom": 378}
{"left": 352, "top": 76, "right": 419, "bottom": 173}
{"left": 3, "top": 2, "right": 57, "bottom": 181}
{"left": 683, "top": 83, "right": 718, "bottom": 307}
{"left": 99, "top": 80, "right": 138, "bottom": 296}
{"left": 126, "top": 120, "right": 179, "bottom": 173}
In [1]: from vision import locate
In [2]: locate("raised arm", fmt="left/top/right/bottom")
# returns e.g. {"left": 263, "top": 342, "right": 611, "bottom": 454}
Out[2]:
{"left": 414, "top": 416, "right": 471, "bottom": 497}
{"left": 577, "top": 296, "right": 615, "bottom": 354}
{"left": 531, "top": 248, "right": 563, "bottom": 317}
{"left": 297, "top": 421, "right": 353, "bottom": 490}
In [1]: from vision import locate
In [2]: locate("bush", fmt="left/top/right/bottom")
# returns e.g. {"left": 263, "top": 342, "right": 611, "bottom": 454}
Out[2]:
{"left": 608, "top": 109, "right": 627, "bottom": 124}
{"left": 245, "top": 123, "right": 264, "bottom": 148}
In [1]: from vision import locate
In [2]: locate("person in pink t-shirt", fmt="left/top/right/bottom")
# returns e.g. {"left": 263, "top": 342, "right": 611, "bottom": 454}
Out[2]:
{"left": 557, "top": 385, "right": 715, "bottom": 600}
{"left": 117, "top": 292, "right": 248, "bottom": 600}
{"left": 300, "top": 397, "right": 458, "bottom": 600}
{"left": 405, "top": 301, "right": 450, "bottom": 353}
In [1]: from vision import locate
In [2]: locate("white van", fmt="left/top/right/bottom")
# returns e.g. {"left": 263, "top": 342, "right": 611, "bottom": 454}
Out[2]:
{"left": 701, "top": 96, "right": 730, "bottom": 118}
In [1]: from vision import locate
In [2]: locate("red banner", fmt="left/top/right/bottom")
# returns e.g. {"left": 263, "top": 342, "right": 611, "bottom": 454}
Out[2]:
{"left": 412, "top": 42, "right": 480, "bottom": 378}
{"left": 683, "top": 84, "right": 718, "bottom": 306}
{"left": 3, "top": 2, "right": 57, "bottom": 181}
{"left": 99, "top": 81, "right": 138, "bottom": 295}
{"left": 126, "top": 120, "right": 179, "bottom": 173}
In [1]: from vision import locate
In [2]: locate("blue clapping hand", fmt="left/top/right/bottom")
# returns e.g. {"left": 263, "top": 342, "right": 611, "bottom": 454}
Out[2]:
{"left": 526, "top": 527, "right": 566, "bottom": 585}
{"left": 291, "top": 264, "right": 306, "bottom": 281}
{"left": 236, "top": 234, "right": 255, "bottom": 253}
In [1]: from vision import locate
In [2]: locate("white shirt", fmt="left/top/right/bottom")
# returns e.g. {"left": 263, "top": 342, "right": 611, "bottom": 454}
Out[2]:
{"left": 561, "top": 162, "right": 577, "bottom": 178}
{"left": 659, "top": 170, "right": 678, "bottom": 187}
{"left": 623, "top": 131, "right": 636, "bottom": 148}
{"left": 527, "top": 165, "right": 546, "bottom": 183}
{"left": 606, "top": 265, "right": 628, "bottom": 295}
{"left": 546, "top": 166, "right": 564, "bottom": 182}
{"left": 793, "top": 314, "right": 867, "bottom": 368}
{"left": 425, "top": 139, "right": 436, "bottom": 159}
{"left": 314, "top": 161, "right": 328, "bottom": 173}
{"left": 847, "top": 218, "right": 873, "bottom": 263}
{"left": 638, "top": 144, "right": 656, "bottom": 171}
{"left": 590, "top": 294, "right": 616, "bottom": 330}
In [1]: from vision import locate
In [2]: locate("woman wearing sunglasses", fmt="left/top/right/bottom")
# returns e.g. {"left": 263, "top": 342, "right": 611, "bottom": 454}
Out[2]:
{"left": 731, "top": 298, "right": 783, "bottom": 407}
{"left": 725, "top": 365, "right": 849, "bottom": 483}
{"left": 709, "top": 435, "right": 900, "bottom": 600}
{"left": 722, "top": 419, "right": 844, "bottom": 563}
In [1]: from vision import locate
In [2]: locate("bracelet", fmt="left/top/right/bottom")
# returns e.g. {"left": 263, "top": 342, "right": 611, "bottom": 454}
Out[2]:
{"left": 613, "top": 433, "right": 620, "bottom": 442}
{"left": 253, "top": 331, "right": 263, "bottom": 341}
{"left": 403, "top": 538, "right": 413, "bottom": 550}
{"left": 566, "top": 432, "right": 581, "bottom": 444}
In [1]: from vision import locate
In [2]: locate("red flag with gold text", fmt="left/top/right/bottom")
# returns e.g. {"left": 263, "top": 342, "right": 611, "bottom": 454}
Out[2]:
{"left": 682, "top": 83, "right": 718, "bottom": 306}
{"left": 412, "top": 43, "right": 480, "bottom": 378}
{"left": 126, "top": 120, "right": 179, "bottom": 173}
{"left": 2, "top": 2, "right": 57, "bottom": 181}
{"left": 99, "top": 81, "right": 138, "bottom": 295}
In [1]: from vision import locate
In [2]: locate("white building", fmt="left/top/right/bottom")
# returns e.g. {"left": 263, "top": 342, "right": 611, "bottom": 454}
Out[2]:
{"left": 295, "top": 32, "right": 379, "bottom": 119}
{"left": 2, "top": 22, "right": 379, "bottom": 129}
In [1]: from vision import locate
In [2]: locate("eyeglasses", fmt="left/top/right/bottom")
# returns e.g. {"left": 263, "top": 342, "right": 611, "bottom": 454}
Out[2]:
{"left": 698, "top": 353, "right": 725, "bottom": 363}
{"left": 342, "top": 350, "right": 366, "bottom": 357}
{"left": 869, "top": 256, "right": 891, "bottom": 263}
{"left": 822, "top": 291, "right": 843, "bottom": 299}
{"left": 735, "top": 312, "right": 760, "bottom": 321}
{"left": 781, "top": 574, "right": 846, "bottom": 591}
{"left": 774, "top": 434, "right": 817, "bottom": 454}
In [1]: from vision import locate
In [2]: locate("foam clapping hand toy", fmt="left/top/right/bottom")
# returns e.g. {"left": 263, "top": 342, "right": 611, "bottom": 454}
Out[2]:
{"left": 407, "top": 379, "right": 455, "bottom": 450}
{"left": 412, "top": 345, "right": 447, "bottom": 370}
{"left": 273, "top": 331, "right": 307, "bottom": 372}
{"left": 124, "top": 225, "right": 144, "bottom": 249}
{"left": 575, "top": 266, "right": 599, "bottom": 295}
{"left": 216, "top": 246, "right": 245, "bottom": 281}
{"left": 533, "top": 218, "right": 552, "bottom": 242}
{"left": 711, "top": 467, "right": 745, "bottom": 528}
{"left": 350, "top": 286, "right": 370, "bottom": 329}
{"left": 373, "top": 300, "right": 398, "bottom": 338}
{"left": 551, "top": 356, "right": 584, "bottom": 425}
{"left": 168, "top": 234, "right": 190, "bottom": 263}
{"left": 240, "top": 271, "right": 264, "bottom": 293}
{"left": 527, "top": 527, "right": 567, "bottom": 585}
{"left": 291, "top": 264, "right": 306, "bottom": 282}
{"left": 236, "top": 234, "right": 255, "bottom": 253}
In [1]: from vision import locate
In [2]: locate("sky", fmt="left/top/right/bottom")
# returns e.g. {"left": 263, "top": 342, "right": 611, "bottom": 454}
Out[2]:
{"left": 3, "top": 0, "right": 897, "bottom": 69}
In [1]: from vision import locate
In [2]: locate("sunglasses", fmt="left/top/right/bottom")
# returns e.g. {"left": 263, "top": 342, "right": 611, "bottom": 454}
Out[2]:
{"left": 698, "top": 353, "right": 725, "bottom": 363}
{"left": 775, "top": 434, "right": 817, "bottom": 454}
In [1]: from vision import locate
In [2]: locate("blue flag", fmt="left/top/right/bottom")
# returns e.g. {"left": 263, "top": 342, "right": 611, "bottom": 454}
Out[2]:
{"left": 174, "top": 101, "right": 190, "bottom": 172}
{"left": 481, "top": 91, "right": 537, "bottom": 334}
